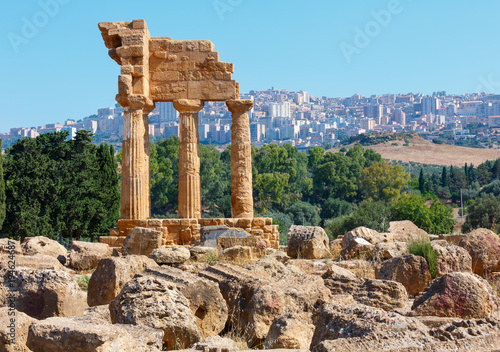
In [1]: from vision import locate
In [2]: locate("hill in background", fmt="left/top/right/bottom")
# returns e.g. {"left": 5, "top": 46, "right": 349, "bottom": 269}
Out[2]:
{"left": 334, "top": 134, "right": 500, "bottom": 167}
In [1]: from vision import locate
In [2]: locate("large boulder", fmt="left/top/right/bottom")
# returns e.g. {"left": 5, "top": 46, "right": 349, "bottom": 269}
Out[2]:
{"left": 246, "top": 273, "right": 331, "bottom": 346}
{"left": 432, "top": 243, "right": 472, "bottom": 277}
{"left": 150, "top": 246, "right": 190, "bottom": 265}
{"left": 87, "top": 255, "right": 158, "bottom": 306}
{"left": 0, "top": 254, "right": 65, "bottom": 271}
{"left": 199, "top": 263, "right": 272, "bottom": 334}
{"left": 121, "top": 227, "right": 163, "bottom": 257}
{"left": 263, "top": 314, "right": 315, "bottom": 350}
{"left": 458, "top": 228, "right": 500, "bottom": 277}
{"left": 286, "top": 225, "right": 330, "bottom": 259}
{"left": 0, "top": 239, "right": 22, "bottom": 255}
{"left": 264, "top": 314, "right": 315, "bottom": 350}
{"left": 69, "top": 241, "right": 113, "bottom": 271}
{"left": 191, "top": 336, "right": 240, "bottom": 352}
{"left": 310, "top": 303, "right": 429, "bottom": 352}
{"left": 21, "top": 236, "right": 67, "bottom": 264}
{"left": 377, "top": 254, "right": 432, "bottom": 296}
{"left": 322, "top": 273, "right": 408, "bottom": 311}
{"left": 0, "top": 308, "right": 37, "bottom": 352}
{"left": 26, "top": 317, "right": 163, "bottom": 352}
{"left": 222, "top": 245, "right": 254, "bottom": 264}
{"left": 0, "top": 269, "right": 87, "bottom": 319}
{"left": 370, "top": 241, "right": 408, "bottom": 261}
{"left": 340, "top": 227, "right": 392, "bottom": 259}
{"left": 135, "top": 266, "right": 228, "bottom": 338}
{"left": 334, "top": 260, "right": 378, "bottom": 279}
{"left": 387, "top": 220, "right": 429, "bottom": 241}
{"left": 110, "top": 276, "right": 201, "bottom": 350}
{"left": 412, "top": 272, "right": 500, "bottom": 319}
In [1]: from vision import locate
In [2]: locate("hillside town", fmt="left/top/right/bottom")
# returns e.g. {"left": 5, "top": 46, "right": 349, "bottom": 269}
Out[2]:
{"left": 2, "top": 89, "right": 500, "bottom": 151}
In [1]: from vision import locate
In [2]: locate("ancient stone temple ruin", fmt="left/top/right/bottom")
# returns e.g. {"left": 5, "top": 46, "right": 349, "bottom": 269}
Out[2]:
{"left": 97, "top": 19, "right": 278, "bottom": 249}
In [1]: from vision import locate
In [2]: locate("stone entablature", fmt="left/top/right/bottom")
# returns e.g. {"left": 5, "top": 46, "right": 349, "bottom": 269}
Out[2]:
{"left": 100, "top": 217, "right": 279, "bottom": 249}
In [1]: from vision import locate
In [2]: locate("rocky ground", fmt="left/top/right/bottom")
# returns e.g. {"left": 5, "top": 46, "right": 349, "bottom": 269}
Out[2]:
{"left": 2, "top": 221, "right": 500, "bottom": 351}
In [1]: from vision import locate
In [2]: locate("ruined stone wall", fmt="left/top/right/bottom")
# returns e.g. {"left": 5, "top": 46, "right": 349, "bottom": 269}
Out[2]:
{"left": 100, "top": 217, "right": 279, "bottom": 249}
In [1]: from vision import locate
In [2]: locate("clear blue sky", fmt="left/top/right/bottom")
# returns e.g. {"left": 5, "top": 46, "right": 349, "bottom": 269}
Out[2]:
{"left": 1, "top": 0, "right": 499, "bottom": 133}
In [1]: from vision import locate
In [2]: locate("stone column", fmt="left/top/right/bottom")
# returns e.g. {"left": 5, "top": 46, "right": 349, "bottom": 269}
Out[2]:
{"left": 121, "top": 104, "right": 154, "bottom": 220}
{"left": 227, "top": 99, "right": 254, "bottom": 219}
{"left": 174, "top": 99, "right": 204, "bottom": 219}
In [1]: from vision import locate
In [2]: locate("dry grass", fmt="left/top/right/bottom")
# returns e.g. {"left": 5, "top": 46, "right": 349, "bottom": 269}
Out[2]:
{"left": 334, "top": 135, "right": 500, "bottom": 166}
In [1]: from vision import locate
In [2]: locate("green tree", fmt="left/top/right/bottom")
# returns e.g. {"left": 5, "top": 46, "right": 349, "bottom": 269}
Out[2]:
{"left": 286, "top": 201, "right": 321, "bottom": 226}
{"left": 418, "top": 168, "right": 426, "bottom": 194}
{"left": 4, "top": 131, "right": 120, "bottom": 241}
{"left": 199, "top": 144, "right": 231, "bottom": 217}
{"left": 325, "top": 201, "right": 393, "bottom": 239}
{"left": 477, "top": 162, "right": 492, "bottom": 186}
{"left": 441, "top": 166, "right": 448, "bottom": 187}
{"left": 320, "top": 197, "right": 354, "bottom": 220}
{"left": 462, "top": 193, "right": 500, "bottom": 233}
{"left": 393, "top": 193, "right": 454, "bottom": 234}
{"left": 150, "top": 136, "right": 179, "bottom": 215}
{"left": 0, "top": 139, "right": 5, "bottom": 231}
{"left": 481, "top": 180, "right": 500, "bottom": 197}
{"left": 360, "top": 161, "right": 409, "bottom": 202}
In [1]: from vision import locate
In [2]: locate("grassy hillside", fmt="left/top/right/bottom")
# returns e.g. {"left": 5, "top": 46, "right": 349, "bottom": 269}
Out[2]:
{"left": 335, "top": 134, "right": 500, "bottom": 166}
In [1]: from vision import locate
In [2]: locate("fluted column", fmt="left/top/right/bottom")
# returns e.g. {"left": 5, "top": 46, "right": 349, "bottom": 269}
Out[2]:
{"left": 174, "top": 99, "right": 204, "bottom": 219}
{"left": 121, "top": 104, "right": 154, "bottom": 219}
{"left": 227, "top": 99, "right": 254, "bottom": 218}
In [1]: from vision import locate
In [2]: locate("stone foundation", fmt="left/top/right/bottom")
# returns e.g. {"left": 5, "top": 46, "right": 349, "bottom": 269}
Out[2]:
{"left": 100, "top": 217, "right": 279, "bottom": 249}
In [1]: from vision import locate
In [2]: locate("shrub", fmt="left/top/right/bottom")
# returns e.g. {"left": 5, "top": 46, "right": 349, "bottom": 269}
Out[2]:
{"left": 76, "top": 275, "right": 90, "bottom": 291}
{"left": 408, "top": 238, "right": 437, "bottom": 278}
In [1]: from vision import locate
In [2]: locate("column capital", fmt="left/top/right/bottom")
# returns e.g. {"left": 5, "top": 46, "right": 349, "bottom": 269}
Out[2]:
{"left": 226, "top": 99, "right": 254, "bottom": 114}
{"left": 173, "top": 99, "right": 204, "bottom": 113}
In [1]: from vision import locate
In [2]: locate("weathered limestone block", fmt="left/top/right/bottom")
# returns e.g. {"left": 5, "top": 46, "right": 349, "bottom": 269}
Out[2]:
{"left": 0, "top": 254, "right": 65, "bottom": 271}
{"left": 377, "top": 254, "right": 432, "bottom": 296}
{"left": 334, "top": 260, "right": 378, "bottom": 279}
{"left": 110, "top": 276, "right": 201, "bottom": 350}
{"left": 264, "top": 314, "right": 315, "bottom": 350}
{"left": 135, "top": 266, "right": 228, "bottom": 338}
{"left": 69, "top": 241, "right": 113, "bottom": 270}
{"left": 27, "top": 317, "right": 163, "bottom": 352}
{"left": 341, "top": 227, "right": 392, "bottom": 259}
{"left": 87, "top": 255, "right": 158, "bottom": 306}
{"left": 0, "top": 269, "right": 87, "bottom": 319}
{"left": 82, "top": 305, "right": 112, "bottom": 324}
{"left": 370, "top": 241, "right": 408, "bottom": 261}
{"left": 310, "top": 303, "right": 429, "bottom": 352}
{"left": 246, "top": 273, "right": 331, "bottom": 347}
{"left": 412, "top": 272, "right": 500, "bottom": 319}
{"left": 191, "top": 336, "right": 239, "bottom": 352}
{"left": 0, "top": 238, "right": 21, "bottom": 255}
{"left": 121, "top": 227, "right": 163, "bottom": 256}
{"left": 387, "top": 220, "right": 429, "bottom": 241}
{"left": 287, "top": 225, "right": 330, "bottom": 259}
{"left": 458, "top": 228, "right": 500, "bottom": 277}
{"left": 222, "top": 245, "right": 254, "bottom": 264}
{"left": 198, "top": 264, "right": 272, "bottom": 333}
{"left": 150, "top": 246, "right": 191, "bottom": 265}
{"left": 322, "top": 273, "right": 409, "bottom": 311}
{"left": 174, "top": 99, "right": 204, "bottom": 220}
{"left": 227, "top": 99, "right": 254, "bottom": 219}
{"left": 432, "top": 243, "right": 472, "bottom": 277}
{"left": 21, "top": 236, "right": 67, "bottom": 264}
{"left": 0, "top": 308, "right": 37, "bottom": 352}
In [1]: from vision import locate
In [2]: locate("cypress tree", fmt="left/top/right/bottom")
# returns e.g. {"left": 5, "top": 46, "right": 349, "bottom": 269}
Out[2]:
{"left": 0, "top": 139, "right": 5, "bottom": 231}
{"left": 419, "top": 168, "right": 426, "bottom": 193}
{"left": 441, "top": 166, "right": 448, "bottom": 187}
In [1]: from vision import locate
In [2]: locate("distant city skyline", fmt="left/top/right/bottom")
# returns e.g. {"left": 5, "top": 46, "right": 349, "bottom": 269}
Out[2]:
{"left": 1, "top": 0, "right": 500, "bottom": 132}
